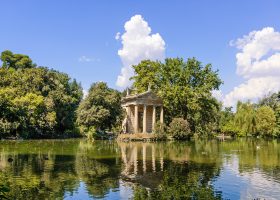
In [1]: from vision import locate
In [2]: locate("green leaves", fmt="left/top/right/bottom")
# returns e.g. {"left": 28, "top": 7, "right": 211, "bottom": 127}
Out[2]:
{"left": 222, "top": 102, "right": 277, "bottom": 137}
{"left": 0, "top": 50, "right": 83, "bottom": 138}
{"left": 1, "top": 50, "right": 35, "bottom": 69}
{"left": 77, "top": 82, "right": 122, "bottom": 136}
{"left": 0, "top": 183, "right": 10, "bottom": 199}
{"left": 131, "top": 57, "right": 222, "bottom": 134}
{"left": 168, "top": 118, "right": 192, "bottom": 140}
{"left": 256, "top": 106, "right": 276, "bottom": 136}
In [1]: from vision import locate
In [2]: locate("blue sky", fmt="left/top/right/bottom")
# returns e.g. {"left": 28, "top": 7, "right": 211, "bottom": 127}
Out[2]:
{"left": 1, "top": 1, "right": 280, "bottom": 106}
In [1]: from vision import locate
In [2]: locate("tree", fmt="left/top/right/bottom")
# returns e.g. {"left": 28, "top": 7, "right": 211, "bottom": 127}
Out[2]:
{"left": 219, "top": 107, "right": 236, "bottom": 135}
{"left": 131, "top": 58, "right": 222, "bottom": 134}
{"left": 168, "top": 118, "right": 192, "bottom": 140}
{"left": 77, "top": 82, "right": 122, "bottom": 137}
{"left": 233, "top": 102, "right": 257, "bottom": 136}
{"left": 259, "top": 92, "right": 280, "bottom": 110}
{"left": 256, "top": 106, "right": 276, "bottom": 137}
{"left": 0, "top": 50, "right": 83, "bottom": 139}
{"left": 0, "top": 50, "right": 35, "bottom": 69}
{"left": 259, "top": 92, "right": 280, "bottom": 136}
{"left": 12, "top": 93, "right": 57, "bottom": 138}
{"left": 274, "top": 105, "right": 280, "bottom": 137}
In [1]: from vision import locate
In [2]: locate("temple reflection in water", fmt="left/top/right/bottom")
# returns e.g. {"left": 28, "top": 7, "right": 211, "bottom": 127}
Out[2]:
{"left": 120, "top": 143, "right": 164, "bottom": 176}
{"left": 1, "top": 139, "right": 280, "bottom": 199}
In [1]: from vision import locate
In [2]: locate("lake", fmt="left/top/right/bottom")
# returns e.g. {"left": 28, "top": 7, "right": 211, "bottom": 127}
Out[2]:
{"left": 0, "top": 139, "right": 280, "bottom": 199}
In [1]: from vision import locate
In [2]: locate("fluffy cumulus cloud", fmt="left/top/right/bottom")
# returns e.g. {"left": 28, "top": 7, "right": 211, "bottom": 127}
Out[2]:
{"left": 224, "top": 27, "right": 280, "bottom": 107}
{"left": 116, "top": 15, "right": 165, "bottom": 87}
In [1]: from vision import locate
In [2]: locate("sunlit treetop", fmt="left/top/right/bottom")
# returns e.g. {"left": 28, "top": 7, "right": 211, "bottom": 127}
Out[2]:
{"left": 0, "top": 50, "right": 36, "bottom": 69}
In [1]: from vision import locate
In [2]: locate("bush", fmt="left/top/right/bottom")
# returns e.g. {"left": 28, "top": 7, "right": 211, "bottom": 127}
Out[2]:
{"left": 153, "top": 122, "right": 168, "bottom": 140}
{"left": 79, "top": 125, "right": 96, "bottom": 140}
{"left": 0, "top": 182, "right": 10, "bottom": 199}
{"left": 168, "top": 118, "right": 192, "bottom": 140}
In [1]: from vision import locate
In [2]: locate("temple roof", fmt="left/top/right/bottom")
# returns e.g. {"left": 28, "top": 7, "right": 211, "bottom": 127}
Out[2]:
{"left": 121, "top": 90, "right": 163, "bottom": 106}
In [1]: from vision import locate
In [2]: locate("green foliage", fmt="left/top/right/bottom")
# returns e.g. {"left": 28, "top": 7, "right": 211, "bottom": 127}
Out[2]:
{"left": 259, "top": 92, "right": 280, "bottom": 110}
{"left": 274, "top": 105, "right": 280, "bottom": 137}
{"left": 219, "top": 107, "right": 236, "bottom": 135}
{"left": 77, "top": 82, "right": 122, "bottom": 137}
{"left": 168, "top": 118, "right": 192, "bottom": 140}
{"left": 133, "top": 164, "right": 221, "bottom": 200}
{"left": 153, "top": 121, "right": 168, "bottom": 140}
{"left": 259, "top": 92, "right": 280, "bottom": 137}
{"left": 219, "top": 107, "right": 234, "bottom": 128}
{"left": 131, "top": 58, "right": 222, "bottom": 135}
{"left": 221, "top": 102, "right": 257, "bottom": 136}
{"left": 0, "top": 183, "right": 10, "bottom": 199}
{"left": 222, "top": 102, "right": 278, "bottom": 138}
{"left": 0, "top": 50, "right": 83, "bottom": 139}
{"left": 1, "top": 50, "right": 35, "bottom": 69}
{"left": 256, "top": 106, "right": 276, "bottom": 137}
{"left": 234, "top": 102, "right": 257, "bottom": 136}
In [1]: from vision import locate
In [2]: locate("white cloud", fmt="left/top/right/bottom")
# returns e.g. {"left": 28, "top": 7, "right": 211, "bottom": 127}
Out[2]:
{"left": 224, "top": 27, "right": 280, "bottom": 107}
{"left": 115, "top": 32, "right": 121, "bottom": 40}
{"left": 212, "top": 90, "right": 223, "bottom": 102}
{"left": 224, "top": 76, "right": 280, "bottom": 107}
{"left": 82, "top": 89, "right": 88, "bottom": 99}
{"left": 78, "top": 56, "right": 100, "bottom": 62}
{"left": 116, "top": 15, "right": 166, "bottom": 87}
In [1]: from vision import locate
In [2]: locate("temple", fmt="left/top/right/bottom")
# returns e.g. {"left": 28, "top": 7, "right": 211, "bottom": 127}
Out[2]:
{"left": 121, "top": 88, "right": 163, "bottom": 134}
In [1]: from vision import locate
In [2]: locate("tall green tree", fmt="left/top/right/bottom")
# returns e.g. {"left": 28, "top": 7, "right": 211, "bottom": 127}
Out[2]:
{"left": 256, "top": 106, "right": 276, "bottom": 137}
{"left": 77, "top": 82, "right": 122, "bottom": 137}
{"left": 131, "top": 58, "right": 222, "bottom": 134}
{"left": 0, "top": 50, "right": 83, "bottom": 139}
{"left": 234, "top": 102, "right": 257, "bottom": 136}
{"left": 259, "top": 92, "right": 280, "bottom": 136}
{"left": 274, "top": 105, "right": 280, "bottom": 137}
{"left": 219, "top": 107, "right": 236, "bottom": 135}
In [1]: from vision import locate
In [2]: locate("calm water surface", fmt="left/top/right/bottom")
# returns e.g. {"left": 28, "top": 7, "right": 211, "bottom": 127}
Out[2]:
{"left": 0, "top": 139, "right": 280, "bottom": 199}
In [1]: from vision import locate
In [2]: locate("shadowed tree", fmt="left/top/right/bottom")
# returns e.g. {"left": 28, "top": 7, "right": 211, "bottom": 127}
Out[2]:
{"left": 77, "top": 82, "right": 122, "bottom": 137}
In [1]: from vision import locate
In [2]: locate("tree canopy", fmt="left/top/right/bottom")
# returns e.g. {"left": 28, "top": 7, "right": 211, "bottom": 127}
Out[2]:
{"left": 131, "top": 58, "right": 222, "bottom": 134}
{"left": 221, "top": 101, "right": 277, "bottom": 137}
{"left": 1, "top": 50, "right": 280, "bottom": 139}
{"left": 0, "top": 50, "right": 83, "bottom": 139}
{"left": 77, "top": 82, "right": 122, "bottom": 137}
{"left": 0, "top": 50, "right": 36, "bottom": 69}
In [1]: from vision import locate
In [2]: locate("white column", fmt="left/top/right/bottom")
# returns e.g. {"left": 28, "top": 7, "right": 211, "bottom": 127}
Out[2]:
{"left": 160, "top": 155, "right": 164, "bottom": 171}
{"left": 160, "top": 106, "right": 164, "bottom": 124}
{"left": 126, "top": 106, "right": 131, "bottom": 133}
{"left": 134, "top": 105, "right": 139, "bottom": 133}
{"left": 143, "top": 144, "right": 146, "bottom": 173}
{"left": 152, "top": 106, "right": 156, "bottom": 131}
{"left": 120, "top": 145, "right": 129, "bottom": 175}
{"left": 134, "top": 146, "right": 138, "bottom": 175}
{"left": 152, "top": 145, "right": 156, "bottom": 172}
{"left": 143, "top": 105, "right": 147, "bottom": 133}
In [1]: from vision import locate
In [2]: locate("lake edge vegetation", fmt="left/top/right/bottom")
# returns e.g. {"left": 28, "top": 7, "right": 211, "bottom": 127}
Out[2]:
{"left": 1, "top": 50, "right": 280, "bottom": 140}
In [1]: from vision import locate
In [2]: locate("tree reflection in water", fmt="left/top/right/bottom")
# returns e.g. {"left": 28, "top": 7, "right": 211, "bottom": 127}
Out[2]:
{"left": 118, "top": 142, "right": 221, "bottom": 199}
{"left": 0, "top": 139, "right": 280, "bottom": 199}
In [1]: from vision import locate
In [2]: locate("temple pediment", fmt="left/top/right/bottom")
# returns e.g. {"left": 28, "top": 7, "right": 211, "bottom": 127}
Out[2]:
{"left": 121, "top": 90, "right": 163, "bottom": 107}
